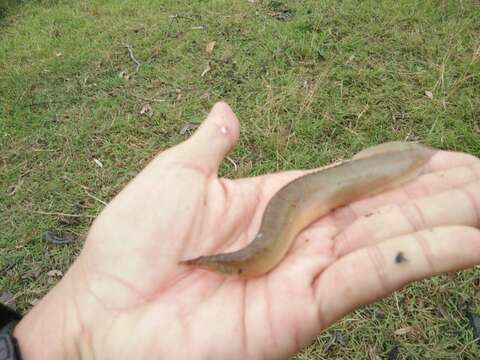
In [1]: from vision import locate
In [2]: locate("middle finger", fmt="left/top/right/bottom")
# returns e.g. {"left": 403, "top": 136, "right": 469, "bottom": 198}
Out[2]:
{"left": 334, "top": 179, "right": 480, "bottom": 257}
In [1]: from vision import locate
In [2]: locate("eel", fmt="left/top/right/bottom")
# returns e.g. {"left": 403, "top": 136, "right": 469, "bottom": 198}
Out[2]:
{"left": 181, "top": 141, "right": 435, "bottom": 277}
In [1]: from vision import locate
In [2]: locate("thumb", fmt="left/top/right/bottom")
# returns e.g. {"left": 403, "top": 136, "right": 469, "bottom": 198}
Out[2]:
{"left": 167, "top": 101, "right": 240, "bottom": 176}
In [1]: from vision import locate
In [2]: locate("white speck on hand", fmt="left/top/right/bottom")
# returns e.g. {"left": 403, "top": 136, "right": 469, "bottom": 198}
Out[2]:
{"left": 220, "top": 126, "right": 227, "bottom": 134}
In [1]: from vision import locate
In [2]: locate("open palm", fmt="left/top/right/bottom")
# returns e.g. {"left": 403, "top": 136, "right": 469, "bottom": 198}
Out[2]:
{"left": 15, "top": 102, "right": 480, "bottom": 360}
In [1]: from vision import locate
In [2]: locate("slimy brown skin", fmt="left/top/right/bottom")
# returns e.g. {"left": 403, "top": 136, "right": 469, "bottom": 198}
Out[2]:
{"left": 182, "top": 142, "right": 435, "bottom": 277}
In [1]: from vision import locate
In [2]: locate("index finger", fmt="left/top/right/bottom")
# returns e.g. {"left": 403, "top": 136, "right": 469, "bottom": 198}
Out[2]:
{"left": 329, "top": 149, "right": 480, "bottom": 228}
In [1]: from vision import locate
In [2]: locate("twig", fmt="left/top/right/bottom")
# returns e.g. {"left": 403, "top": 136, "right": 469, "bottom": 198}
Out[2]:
{"left": 124, "top": 44, "right": 141, "bottom": 72}
{"left": 354, "top": 104, "right": 369, "bottom": 129}
{"left": 60, "top": 174, "right": 108, "bottom": 206}
{"left": 85, "top": 191, "right": 108, "bottom": 206}
{"left": 356, "top": 104, "right": 369, "bottom": 121}
{"left": 226, "top": 156, "right": 238, "bottom": 171}
{"left": 168, "top": 14, "right": 196, "bottom": 21}
{"left": 32, "top": 210, "right": 96, "bottom": 219}
{"left": 130, "top": 93, "right": 168, "bottom": 103}
{"left": 22, "top": 100, "right": 65, "bottom": 108}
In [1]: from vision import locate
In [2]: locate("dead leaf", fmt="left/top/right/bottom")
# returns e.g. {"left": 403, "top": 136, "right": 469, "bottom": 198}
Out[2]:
{"left": 468, "top": 312, "right": 480, "bottom": 339}
{"left": 0, "top": 261, "right": 15, "bottom": 274}
{"left": 206, "top": 41, "right": 216, "bottom": 54}
{"left": 388, "top": 346, "right": 400, "bottom": 360}
{"left": 55, "top": 52, "right": 63, "bottom": 57}
{"left": 47, "top": 270, "right": 63, "bottom": 277}
{"left": 374, "top": 308, "right": 386, "bottom": 319}
{"left": 42, "top": 230, "right": 78, "bottom": 245}
{"left": 0, "top": 291, "right": 16, "bottom": 309}
{"left": 179, "top": 123, "right": 199, "bottom": 135}
{"left": 394, "top": 326, "right": 414, "bottom": 335}
{"left": 266, "top": 3, "right": 294, "bottom": 21}
{"left": 140, "top": 103, "right": 153, "bottom": 117}
{"left": 324, "top": 331, "right": 348, "bottom": 352}
{"left": 425, "top": 90, "right": 434, "bottom": 99}
{"left": 201, "top": 64, "right": 211, "bottom": 77}
{"left": 93, "top": 158, "right": 103, "bottom": 168}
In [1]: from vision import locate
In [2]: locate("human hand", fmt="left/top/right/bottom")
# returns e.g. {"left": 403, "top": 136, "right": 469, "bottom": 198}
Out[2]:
{"left": 14, "top": 102, "right": 480, "bottom": 360}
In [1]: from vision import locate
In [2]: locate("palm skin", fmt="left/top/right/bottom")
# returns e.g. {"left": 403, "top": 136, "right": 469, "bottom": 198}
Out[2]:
{"left": 14, "top": 102, "right": 480, "bottom": 360}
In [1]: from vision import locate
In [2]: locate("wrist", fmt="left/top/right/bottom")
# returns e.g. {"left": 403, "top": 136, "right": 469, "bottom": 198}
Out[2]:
{"left": 13, "top": 262, "right": 92, "bottom": 360}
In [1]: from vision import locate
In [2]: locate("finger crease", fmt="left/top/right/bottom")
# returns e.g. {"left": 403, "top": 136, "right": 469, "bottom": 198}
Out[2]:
{"left": 332, "top": 204, "right": 358, "bottom": 228}
{"left": 461, "top": 187, "right": 480, "bottom": 226}
{"left": 333, "top": 231, "right": 352, "bottom": 258}
{"left": 401, "top": 203, "right": 426, "bottom": 232}
{"left": 366, "top": 246, "right": 390, "bottom": 295}
{"left": 403, "top": 178, "right": 430, "bottom": 199}
{"left": 415, "top": 231, "right": 436, "bottom": 273}
{"left": 218, "top": 178, "right": 231, "bottom": 213}
{"left": 178, "top": 196, "right": 203, "bottom": 258}
{"left": 166, "top": 160, "right": 211, "bottom": 177}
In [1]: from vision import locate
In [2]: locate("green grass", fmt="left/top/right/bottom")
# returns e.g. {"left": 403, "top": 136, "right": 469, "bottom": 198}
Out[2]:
{"left": 1, "top": 0, "right": 479, "bottom": 358}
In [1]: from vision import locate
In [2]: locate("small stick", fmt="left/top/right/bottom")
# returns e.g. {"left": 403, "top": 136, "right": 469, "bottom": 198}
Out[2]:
{"left": 32, "top": 210, "right": 96, "bottom": 219}
{"left": 85, "top": 191, "right": 108, "bottom": 206}
{"left": 130, "top": 93, "right": 168, "bottom": 103}
{"left": 24, "top": 100, "right": 65, "bottom": 108}
{"left": 61, "top": 175, "right": 108, "bottom": 206}
{"left": 124, "top": 44, "right": 141, "bottom": 72}
{"left": 226, "top": 156, "right": 238, "bottom": 171}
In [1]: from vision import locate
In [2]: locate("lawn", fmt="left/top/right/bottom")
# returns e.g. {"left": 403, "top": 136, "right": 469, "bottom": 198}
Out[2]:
{"left": 1, "top": 0, "right": 479, "bottom": 358}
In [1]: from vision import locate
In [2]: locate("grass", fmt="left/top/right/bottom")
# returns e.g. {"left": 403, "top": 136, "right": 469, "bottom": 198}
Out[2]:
{"left": 1, "top": 0, "right": 479, "bottom": 358}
